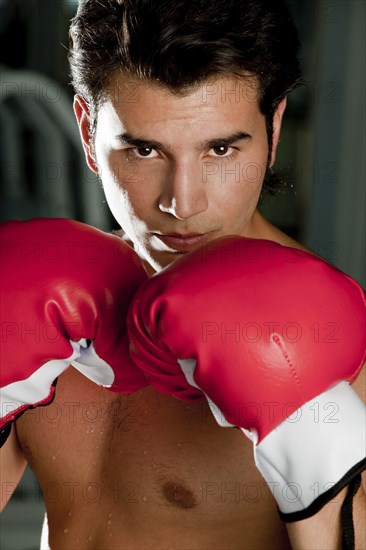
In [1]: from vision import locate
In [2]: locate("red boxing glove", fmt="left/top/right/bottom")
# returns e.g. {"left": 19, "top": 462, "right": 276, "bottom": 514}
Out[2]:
{"left": 128, "top": 237, "right": 366, "bottom": 520}
{"left": 0, "top": 218, "right": 149, "bottom": 445}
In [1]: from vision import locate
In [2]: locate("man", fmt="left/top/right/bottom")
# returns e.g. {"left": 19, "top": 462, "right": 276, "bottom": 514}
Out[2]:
{"left": 1, "top": 0, "right": 365, "bottom": 548}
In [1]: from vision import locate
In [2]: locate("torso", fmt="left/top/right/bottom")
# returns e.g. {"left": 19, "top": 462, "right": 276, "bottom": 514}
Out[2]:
{"left": 16, "top": 367, "right": 290, "bottom": 549}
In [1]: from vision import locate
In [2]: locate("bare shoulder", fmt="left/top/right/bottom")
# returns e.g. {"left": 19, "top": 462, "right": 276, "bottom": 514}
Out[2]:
{"left": 253, "top": 211, "right": 315, "bottom": 255}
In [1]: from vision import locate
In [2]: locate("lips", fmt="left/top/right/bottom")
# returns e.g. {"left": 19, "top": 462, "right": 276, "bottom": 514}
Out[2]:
{"left": 152, "top": 232, "right": 213, "bottom": 252}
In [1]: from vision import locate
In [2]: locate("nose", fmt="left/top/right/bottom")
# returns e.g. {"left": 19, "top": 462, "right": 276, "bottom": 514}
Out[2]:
{"left": 159, "top": 161, "right": 208, "bottom": 220}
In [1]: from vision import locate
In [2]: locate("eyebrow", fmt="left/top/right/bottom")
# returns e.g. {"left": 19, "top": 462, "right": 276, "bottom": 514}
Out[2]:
{"left": 115, "top": 130, "right": 251, "bottom": 151}
{"left": 200, "top": 131, "right": 252, "bottom": 149}
{"left": 116, "top": 133, "right": 167, "bottom": 150}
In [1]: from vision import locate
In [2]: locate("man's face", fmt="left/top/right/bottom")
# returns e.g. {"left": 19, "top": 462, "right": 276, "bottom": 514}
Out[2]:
{"left": 75, "top": 74, "right": 286, "bottom": 270}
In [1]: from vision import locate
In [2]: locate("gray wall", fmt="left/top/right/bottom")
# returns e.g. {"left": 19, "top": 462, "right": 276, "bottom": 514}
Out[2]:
{"left": 303, "top": 0, "right": 365, "bottom": 286}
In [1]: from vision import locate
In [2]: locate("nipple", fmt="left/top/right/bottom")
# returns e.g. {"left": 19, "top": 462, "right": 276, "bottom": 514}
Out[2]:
{"left": 162, "top": 481, "right": 197, "bottom": 509}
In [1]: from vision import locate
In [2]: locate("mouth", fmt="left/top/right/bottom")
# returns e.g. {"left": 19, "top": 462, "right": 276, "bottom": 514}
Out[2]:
{"left": 151, "top": 232, "right": 214, "bottom": 252}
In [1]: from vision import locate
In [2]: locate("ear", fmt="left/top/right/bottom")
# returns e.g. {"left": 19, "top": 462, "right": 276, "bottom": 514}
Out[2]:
{"left": 269, "top": 97, "right": 287, "bottom": 168}
{"left": 73, "top": 95, "right": 98, "bottom": 173}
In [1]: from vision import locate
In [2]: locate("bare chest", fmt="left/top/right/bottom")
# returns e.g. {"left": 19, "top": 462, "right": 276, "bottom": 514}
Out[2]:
{"left": 16, "top": 368, "right": 290, "bottom": 549}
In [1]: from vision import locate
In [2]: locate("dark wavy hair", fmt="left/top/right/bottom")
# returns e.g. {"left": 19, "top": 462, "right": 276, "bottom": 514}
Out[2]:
{"left": 69, "top": 0, "right": 301, "bottom": 194}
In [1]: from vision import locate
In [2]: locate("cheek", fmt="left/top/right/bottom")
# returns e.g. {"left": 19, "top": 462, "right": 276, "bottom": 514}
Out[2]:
{"left": 96, "top": 147, "right": 134, "bottom": 189}
{"left": 210, "top": 157, "right": 266, "bottom": 228}
{"left": 98, "top": 152, "right": 167, "bottom": 241}
{"left": 242, "top": 160, "right": 268, "bottom": 186}
{"left": 211, "top": 157, "right": 266, "bottom": 205}
{"left": 221, "top": 179, "right": 262, "bottom": 219}
{"left": 232, "top": 139, "right": 269, "bottom": 207}
{"left": 92, "top": 148, "right": 138, "bottom": 224}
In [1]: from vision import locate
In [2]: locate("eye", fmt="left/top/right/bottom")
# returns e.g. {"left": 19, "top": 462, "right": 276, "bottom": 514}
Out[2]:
{"left": 132, "top": 147, "right": 159, "bottom": 158}
{"left": 210, "top": 145, "right": 235, "bottom": 157}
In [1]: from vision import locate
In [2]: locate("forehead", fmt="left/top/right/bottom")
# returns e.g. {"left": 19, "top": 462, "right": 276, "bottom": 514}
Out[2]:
{"left": 97, "top": 72, "right": 262, "bottom": 137}
{"left": 106, "top": 69, "right": 259, "bottom": 98}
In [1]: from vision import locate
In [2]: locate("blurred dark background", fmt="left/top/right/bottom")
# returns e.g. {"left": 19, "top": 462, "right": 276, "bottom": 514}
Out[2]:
{"left": 0, "top": 1, "right": 365, "bottom": 548}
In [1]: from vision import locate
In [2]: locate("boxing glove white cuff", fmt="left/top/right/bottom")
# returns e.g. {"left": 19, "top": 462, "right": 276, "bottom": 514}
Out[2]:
{"left": 251, "top": 381, "right": 366, "bottom": 518}
{"left": 71, "top": 339, "right": 115, "bottom": 386}
{"left": 178, "top": 358, "right": 236, "bottom": 427}
{"left": 0, "top": 338, "right": 115, "bottom": 429}
{"left": 0, "top": 342, "right": 81, "bottom": 428}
